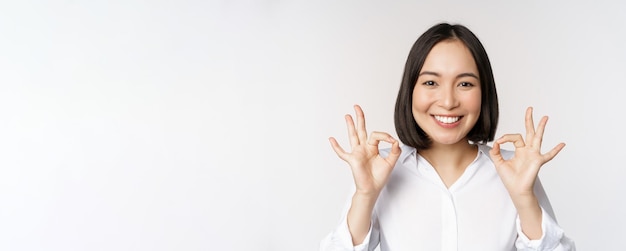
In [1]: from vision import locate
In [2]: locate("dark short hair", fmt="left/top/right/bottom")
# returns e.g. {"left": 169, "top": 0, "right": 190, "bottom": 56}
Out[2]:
{"left": 394, "top": 23, "right": 499, "bottom": 150}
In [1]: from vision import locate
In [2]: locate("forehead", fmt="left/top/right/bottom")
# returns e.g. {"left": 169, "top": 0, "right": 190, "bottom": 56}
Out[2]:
{"left": 421, "top": 39, "right": 478, "bottom": 75}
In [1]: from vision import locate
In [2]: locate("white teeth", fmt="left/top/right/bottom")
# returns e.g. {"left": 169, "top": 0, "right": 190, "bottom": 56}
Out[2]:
{"left": 434, "top": 115, "right": 460, "bottom": 124}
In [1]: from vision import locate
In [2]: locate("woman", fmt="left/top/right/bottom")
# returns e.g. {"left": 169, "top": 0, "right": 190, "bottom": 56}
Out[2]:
{"left": 320, "top": 23, "right": 575, "bottom": 250}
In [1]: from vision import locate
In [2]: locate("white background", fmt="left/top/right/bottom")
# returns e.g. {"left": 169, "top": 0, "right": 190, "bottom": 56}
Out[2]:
{"left": 1, "top": 1, "right": 624, "bottom": 250}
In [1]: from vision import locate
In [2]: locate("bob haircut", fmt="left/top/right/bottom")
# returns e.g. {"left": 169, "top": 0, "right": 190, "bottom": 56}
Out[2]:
{"left": 394, "top": 23, "right": 499, "bottom": 150}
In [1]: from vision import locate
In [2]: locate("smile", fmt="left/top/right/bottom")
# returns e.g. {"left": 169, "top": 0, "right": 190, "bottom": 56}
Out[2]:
{"left": 434, "top": 115, "right": 461, "bottom": 124}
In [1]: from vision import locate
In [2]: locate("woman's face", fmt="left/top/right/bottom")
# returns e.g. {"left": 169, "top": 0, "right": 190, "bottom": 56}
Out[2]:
{"left": 412, "top": 39, "right": 481, "bottom": 146}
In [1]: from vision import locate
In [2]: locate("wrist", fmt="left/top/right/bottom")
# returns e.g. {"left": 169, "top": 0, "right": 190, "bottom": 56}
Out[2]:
{"left": 352, "top": 191, "right": 379, "bottom": 204}
{"left": 511, "top": 194, "right": 540, "bottom": 212}
{"left": 354, "top": 186, "right": 382, "bottom": 198}
{"left": 507, "top": 187, "right": 536, "bottom": 201}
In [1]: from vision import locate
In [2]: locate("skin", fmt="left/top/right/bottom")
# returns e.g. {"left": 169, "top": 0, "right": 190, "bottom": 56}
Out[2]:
{"left": 412, "top": 40, "right": 482, "bottom": 187}
{"left": 329, "top": 39, "right": 565, "bottom": 245}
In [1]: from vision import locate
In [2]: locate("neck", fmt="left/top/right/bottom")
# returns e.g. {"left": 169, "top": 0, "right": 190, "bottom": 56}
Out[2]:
{"left": 419, "top": 140, "right": 478, "bottom": 171}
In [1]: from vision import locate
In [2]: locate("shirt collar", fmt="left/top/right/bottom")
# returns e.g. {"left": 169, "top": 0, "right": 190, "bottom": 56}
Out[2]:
{"left": 399, "top": 143, "right": 492, "bottom": 164}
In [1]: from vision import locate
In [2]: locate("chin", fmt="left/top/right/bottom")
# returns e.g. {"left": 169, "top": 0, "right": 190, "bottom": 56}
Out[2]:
{"left": 431, "top": 135, "right": 468, "bottom": 146}
{"left": 433, "top": 139, "right": 463, "bottom": 145}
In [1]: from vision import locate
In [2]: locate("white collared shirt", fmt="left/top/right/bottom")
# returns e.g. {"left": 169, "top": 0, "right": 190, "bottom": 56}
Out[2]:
{"left": 320, "top": 144, "right": 575, "bottom": 251}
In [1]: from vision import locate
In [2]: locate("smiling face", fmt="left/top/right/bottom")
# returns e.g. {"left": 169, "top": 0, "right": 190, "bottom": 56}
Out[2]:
{"left": 412, "top": 39, "right": 481, "bottom": 147}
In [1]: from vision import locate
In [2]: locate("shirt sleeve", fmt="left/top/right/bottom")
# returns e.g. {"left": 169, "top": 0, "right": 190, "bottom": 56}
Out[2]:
{"left": 514, "top": 178, "right": 576, "bottom": 251}
{"left": 318, "top": 214, "right": 376, "bottom": 251}
{"left": 319, "top": 191, "right": 380, "bottom": 251}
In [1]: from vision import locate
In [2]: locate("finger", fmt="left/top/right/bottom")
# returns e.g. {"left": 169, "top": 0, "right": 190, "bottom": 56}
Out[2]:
{"left": 329, "top": 137, "right": 348, "bottom": 161}
{"left": 354, "top": 104, "right": 368, "bottom": 143}
{"left": 496, "top": 134, "right": 526, "bottom": 148}
{"left": 489, "top": 141, "right": 505, "bottom": 165}
{"left": 525, "top": 107, "right": 535, "bottom": 142}
{"left": 345, "top": 114, "right": 359, "bottom": 148}
{"left": 532, "top": 116, "right": 549, "bottom": 148}
{"left": 366, "top": 131, "right": 394, "bottom": 147}
{"left": 386, "top": 137, "right": 402, "bottom": 165}
{"left": 542, "top": 142, "right": 566, "bottom": 163}
{"left": 367, "top": 132, "right": 402, "bottom": 166}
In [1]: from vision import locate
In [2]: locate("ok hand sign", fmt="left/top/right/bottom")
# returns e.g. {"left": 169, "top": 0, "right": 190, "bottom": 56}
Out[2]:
{"left": 489, "top": 107, "right": 566, "bottom": 197}
{"left": 329, "top": 105, "right": 402, "bottom": 197}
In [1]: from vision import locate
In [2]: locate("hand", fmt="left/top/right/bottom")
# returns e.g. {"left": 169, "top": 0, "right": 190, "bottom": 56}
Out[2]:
{"left": 489, "top": 107, "right": 565, "bottom": 197}
{"left": 329, "top": 104, "right": 402, "bottom": 197}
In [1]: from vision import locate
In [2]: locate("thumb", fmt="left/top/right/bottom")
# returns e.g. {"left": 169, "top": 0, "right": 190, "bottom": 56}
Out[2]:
{"left": 384, "top": 137, "right": 402, "bottom": 166}
{"left": 489, "top": 141, "right": 504, "bottom": 166}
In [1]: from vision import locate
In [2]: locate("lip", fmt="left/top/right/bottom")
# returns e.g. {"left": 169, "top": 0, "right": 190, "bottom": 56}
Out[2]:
{"left": 432, "top": 115, "right": 462, "bottom": 128}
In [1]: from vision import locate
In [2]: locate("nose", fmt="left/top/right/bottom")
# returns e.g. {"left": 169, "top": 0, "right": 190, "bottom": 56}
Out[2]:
{"left": 439, "top": 86, "right": 459, "bottom": 110}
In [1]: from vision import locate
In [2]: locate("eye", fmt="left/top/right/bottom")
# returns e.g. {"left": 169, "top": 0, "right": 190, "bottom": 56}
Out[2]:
{"left": 458, "top": 82, "right": 474, "bottom": 87}
{"left": 423, "top": 81, "right": 436, "bottom": 86}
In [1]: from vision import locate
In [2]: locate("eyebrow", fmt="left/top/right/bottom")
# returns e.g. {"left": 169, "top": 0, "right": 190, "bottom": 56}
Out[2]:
{"left": 419, "top": 71, "right": 479, "bottom": 80}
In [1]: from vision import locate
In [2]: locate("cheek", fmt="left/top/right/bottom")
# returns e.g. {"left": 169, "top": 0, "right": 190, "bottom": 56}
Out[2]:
{"left": 467, "top": 91, "right": 482, "bottom": 111}
{"left": 461, "top": 91, "right": 482, "bottom": 119}
{"left": 411, "top": 89, "right": 431, "bottom": 111}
